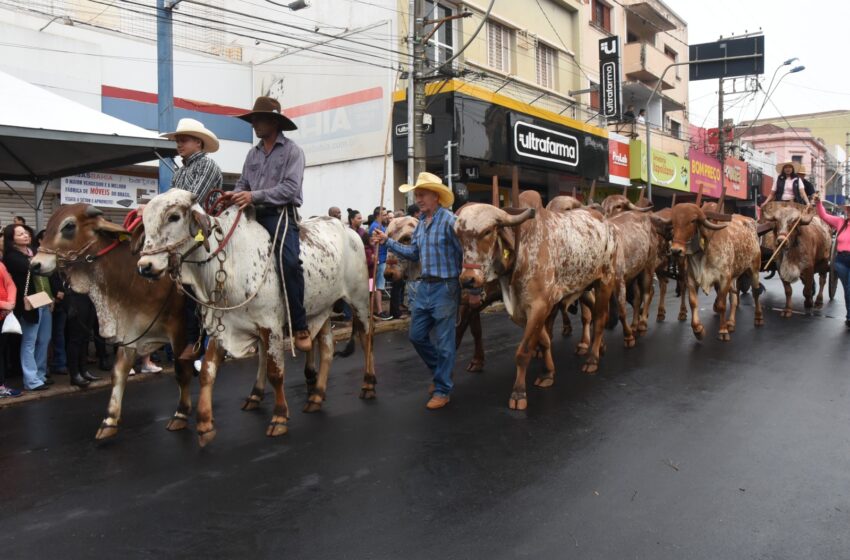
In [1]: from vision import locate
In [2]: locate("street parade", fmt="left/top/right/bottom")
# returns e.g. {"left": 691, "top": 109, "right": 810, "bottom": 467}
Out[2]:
{"left": 1, "top": 0, "right": 850, "bottom": 557}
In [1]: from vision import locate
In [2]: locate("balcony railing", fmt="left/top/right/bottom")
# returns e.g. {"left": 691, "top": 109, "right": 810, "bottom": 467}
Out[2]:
{"left": 623, "top": 42, "right": 676, "bottom": 90}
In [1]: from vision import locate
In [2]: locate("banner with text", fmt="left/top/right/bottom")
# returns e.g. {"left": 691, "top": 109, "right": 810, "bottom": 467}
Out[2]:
{"left": 689, "top": 148, "right": 722, "bottom": 198}
{"left": 60, "top": 173, "right": 157, "bottom": 209}
{"left": 608, "top": 132, "right": 630, "bottom": 186}
{"left": 629, "top": 141, "right": 690, "bottom": 192}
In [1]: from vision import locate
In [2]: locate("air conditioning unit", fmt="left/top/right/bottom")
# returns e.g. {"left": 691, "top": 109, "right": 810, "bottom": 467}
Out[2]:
{"left": 517, "top": 29, "right": 537, "bottom": 50}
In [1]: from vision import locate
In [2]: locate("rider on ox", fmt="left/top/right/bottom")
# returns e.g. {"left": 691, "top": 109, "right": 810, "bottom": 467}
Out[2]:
{"left": 372, "top": 172, "right": 462, "bottom": 410}
{"left": 223, "top": 96, "right": 312, "bottom": 353}
{"left": 762, "top": 161, "right": 811, "bottom": 207}
{"left": 159, "top": 118, "right": 223, "bottom": 361}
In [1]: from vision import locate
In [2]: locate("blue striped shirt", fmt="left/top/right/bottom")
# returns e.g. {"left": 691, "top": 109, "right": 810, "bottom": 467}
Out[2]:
{"left": 386, "top": 206, "right": 462, "bottom": 280}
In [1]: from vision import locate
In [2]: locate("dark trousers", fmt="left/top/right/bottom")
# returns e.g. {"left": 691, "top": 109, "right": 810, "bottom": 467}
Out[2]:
{"left": 258, "top": 210, "right": 308, "bottom": 332}
{"left": 66, "top": 293, "right": 95, "bottom": 376}
{"left": 835, "top": 252, "right": 850, "bottom": 321}
{"left": 390, "top": 279, "right": 406, "bottom": 318}
{"left": 0, "top": 332, "right": 8, "bottom": 386}
{"left": 92, "top": 315, "right": 108, "bottom": 361}
{"left": 184, "top": 288, "right": 201, "bottom": 346}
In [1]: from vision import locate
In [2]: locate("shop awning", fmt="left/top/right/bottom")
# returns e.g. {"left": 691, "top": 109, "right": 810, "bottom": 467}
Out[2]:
{"left": 0, "top": 71, "right": 176, "bottom": 182}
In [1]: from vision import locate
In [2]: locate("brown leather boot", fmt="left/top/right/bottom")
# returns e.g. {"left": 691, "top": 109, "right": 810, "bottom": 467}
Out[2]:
{"left": 294, "top": 330, "right": 312, "bottom": 353}
{"left": 426, "top": 394, "right": 450, "bottom": 410}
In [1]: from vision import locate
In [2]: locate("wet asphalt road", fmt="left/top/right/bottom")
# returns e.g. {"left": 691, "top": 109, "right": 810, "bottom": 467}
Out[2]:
{"left": 2, "top": 277, "right": 850, "bottom": 559}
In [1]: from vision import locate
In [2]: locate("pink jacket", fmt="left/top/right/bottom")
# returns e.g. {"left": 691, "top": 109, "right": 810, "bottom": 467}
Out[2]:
{"left": 816, "top": 201, "right": 850, "bottom": 252}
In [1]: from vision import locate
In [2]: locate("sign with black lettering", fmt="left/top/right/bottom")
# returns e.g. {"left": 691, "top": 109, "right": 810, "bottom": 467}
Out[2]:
{"left": 598, "top": 36, "right": 622, "bottom": 121}
{"left": 511, "top": 119, "right": 579, "bottom": 169}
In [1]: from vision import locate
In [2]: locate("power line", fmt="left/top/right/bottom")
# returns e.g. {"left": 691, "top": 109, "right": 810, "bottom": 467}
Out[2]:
{"left": 532, "top": 0, "right": 593, "bottom": 83}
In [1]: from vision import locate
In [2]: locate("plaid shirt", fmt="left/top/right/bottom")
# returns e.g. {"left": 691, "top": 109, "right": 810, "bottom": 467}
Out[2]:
{"left": 386, "top": 206, "right": 462, "bottom": 280}
{"left": 171, "top": 151, "right": 222, "bottom": 204}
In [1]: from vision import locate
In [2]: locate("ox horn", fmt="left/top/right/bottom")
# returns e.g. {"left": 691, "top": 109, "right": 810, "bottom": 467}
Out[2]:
{"left": 496, "top": 207, "right": 535, "bottom": 227}
{"left": 698, "top": 215, "right": 727, "bottom": 230}
{"left": 627, "top": 201, "right": 653, "bottom": 212}
{"left": 799, "top": 209, "right": 815, "bottom": 225}
{"left": 85, "top": 205, "right": 104, "bottom": 218}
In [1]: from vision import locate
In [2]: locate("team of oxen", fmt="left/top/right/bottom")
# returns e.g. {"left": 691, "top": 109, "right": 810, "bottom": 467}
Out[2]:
{"left": 30, "top": 187, "right": 832, "bottom": 446}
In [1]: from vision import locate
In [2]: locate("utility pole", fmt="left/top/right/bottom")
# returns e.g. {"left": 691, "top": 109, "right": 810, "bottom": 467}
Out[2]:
{"left": 717, "top": 77, "right": 725, "bottom": 212}
{"left": 405, "top": 0, "right": 428, "bottom": 185}
{"left": 156, "top": 0, "right": 178, "bottom": 193}
{"left": 845, "top": 132, "right": 849, "bottom": 201}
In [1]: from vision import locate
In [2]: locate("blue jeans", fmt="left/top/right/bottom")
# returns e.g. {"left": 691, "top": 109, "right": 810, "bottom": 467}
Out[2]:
{"left": 258, "top": 211, "right": 308, "bottom": 332}
{"left": 50, "top": 306, "right": 67, "bottom": 371}
{"left": 20, "top": 307, "right": 52, "bottom": 389}
{"left": 408, "top": 279, "right": 459, "bottom": 397}
{"left": 834, "top": 252, "right": 850, "bottom": 320}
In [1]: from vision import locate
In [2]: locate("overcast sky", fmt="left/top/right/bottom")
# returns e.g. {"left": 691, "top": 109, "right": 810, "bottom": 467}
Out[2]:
{"left": 664, "top": 0, "right": 850, "bottom": 131}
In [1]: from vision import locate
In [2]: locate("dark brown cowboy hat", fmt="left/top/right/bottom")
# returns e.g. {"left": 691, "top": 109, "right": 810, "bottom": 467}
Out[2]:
{"left": 237, "top": 96, "right": 297, "bottom": 131}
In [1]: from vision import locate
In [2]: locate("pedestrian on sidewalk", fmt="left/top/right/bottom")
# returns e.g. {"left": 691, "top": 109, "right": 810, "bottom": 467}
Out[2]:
{"left": 0, "top": 259, "right": 20, "bottom": 398}
{"left": 814, "top": 191, "right": 850, "bottom": 328}
{"left": 369, "top": 207, "right": 392, "bottom": 320}
{"left": 372, "top": 172, "right": 462, "bottom": 410}
{"left": 64, "top": 289, "right": 100, "bottom": 388}
{"left": 3, "top": 225, "right": 52, "bottom": 391}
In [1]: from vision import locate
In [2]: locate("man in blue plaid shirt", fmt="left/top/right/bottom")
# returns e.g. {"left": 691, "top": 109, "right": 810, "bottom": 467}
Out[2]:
{"left": 373, "top": 172, "right": 462, "bottom": 410}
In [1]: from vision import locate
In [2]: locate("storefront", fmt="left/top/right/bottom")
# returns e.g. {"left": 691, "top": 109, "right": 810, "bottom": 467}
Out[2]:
{"left": 391, "top": 80, "right": 609, "bottom": 207}
{"left": 629, "top": 140, "right": 690, "bottom": 203}
{"left": 689, "top": 148, "right": 722, "bottom": 199}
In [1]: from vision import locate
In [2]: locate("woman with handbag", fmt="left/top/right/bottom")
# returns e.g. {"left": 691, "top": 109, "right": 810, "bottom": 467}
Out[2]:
{"left": 3, "top": 225, "right": 52, "bottom": 391}
{"left": 814, "top": 191, "right": 850, "bottom": 327}
{"left": 0, "top": 257, "right": 20, "bottom": 398}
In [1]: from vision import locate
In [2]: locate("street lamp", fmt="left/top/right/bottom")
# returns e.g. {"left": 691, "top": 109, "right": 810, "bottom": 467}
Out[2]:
{"left": 266, "top": 0, "right": 311, "bottom": 9}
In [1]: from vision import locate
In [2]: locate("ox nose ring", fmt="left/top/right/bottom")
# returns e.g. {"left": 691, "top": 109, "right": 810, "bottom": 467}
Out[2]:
{"left": 138, "top": 262, "right": 153, "bottom": 276}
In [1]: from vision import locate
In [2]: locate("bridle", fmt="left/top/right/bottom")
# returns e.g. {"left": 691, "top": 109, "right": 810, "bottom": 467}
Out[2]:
{"left": 36, "top": 211, "right": 142, "bottom": 266}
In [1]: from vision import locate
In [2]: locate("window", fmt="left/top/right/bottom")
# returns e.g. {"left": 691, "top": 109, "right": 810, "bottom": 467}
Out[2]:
{"left": 592, "top": 0, "right": 611, "bottom": 32}
{"left": 589, "top": 81, "right": 600, "bottom": 110}
{"left": 425, "top": 2, "right": 454, "bottom": 66}
{"left": 791, "top": 155, "right": 803, "bottom": 164}
{"left": 536, "top": 43, "right": 556, "bottom": 89}
{"left": 670, "top": 119, "right": 681, "bottom": 138}
{"left": 487, "top": 21, "right": 512, "bottom": 73}
{"left": 664, "top": 45, "right": 680, "bottom": 78}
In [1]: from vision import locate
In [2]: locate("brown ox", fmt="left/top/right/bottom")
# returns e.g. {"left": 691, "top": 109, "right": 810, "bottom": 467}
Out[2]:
{"left": 30, "top": 204, "right": 193, "bottom": 439}
{"left": 760, "top": 201, "right": 830, "bottom": 316}
{"left": 456, "top": 203, "right": 616, "bottom": 410}
{"left": 601, "top": 194, "right": 657, "bottom": 343}
{"left": 659, "top": 203, "right": 763, "bottom": 340}
{"left": 650, "top": 206, "right": 688, "bottom": 322}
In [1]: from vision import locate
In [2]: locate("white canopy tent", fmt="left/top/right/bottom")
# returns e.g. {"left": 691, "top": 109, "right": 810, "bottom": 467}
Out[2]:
{"left": 0, "top": 71, "right": 176, "bottom": 228}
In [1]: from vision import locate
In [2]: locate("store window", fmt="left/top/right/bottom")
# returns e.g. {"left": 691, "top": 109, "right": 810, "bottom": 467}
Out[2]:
{"left": 487, "top": 20, "right": 512, "bottom": 73}
{"left": 536, "top": 43, "right": 556, "bottom": 89}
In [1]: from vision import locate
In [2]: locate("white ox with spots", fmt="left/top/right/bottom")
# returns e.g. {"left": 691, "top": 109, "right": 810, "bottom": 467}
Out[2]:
{"left": 456, "top": 203, "right": 616, "bottom": 411}
{"left": 137, "top": 189, "right": 375, "bottom": 446}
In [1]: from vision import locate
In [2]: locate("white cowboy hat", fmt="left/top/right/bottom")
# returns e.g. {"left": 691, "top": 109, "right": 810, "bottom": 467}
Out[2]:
{"left": 161, "top": 118, "right": 220, "bottom": 153}
{"left": 775, "top": 161, "right": 800, "bottom": 174}
{"left": 398, "top": 172, "right": 454, "bottom": 208}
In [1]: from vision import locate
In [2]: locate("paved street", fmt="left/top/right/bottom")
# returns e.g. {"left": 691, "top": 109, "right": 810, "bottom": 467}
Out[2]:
{"left": 2, "top": 277, "right": 850, "bottom": 559}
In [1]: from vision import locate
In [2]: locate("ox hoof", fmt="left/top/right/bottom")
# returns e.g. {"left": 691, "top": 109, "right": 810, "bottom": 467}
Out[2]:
{"left": 359, "top": 388, "right": 377, "bottom": 400}
{"left": 804, "top": 300, "right": 814, "bottom": 310}
{"left": 534, "top": 373, "right": 555, "bottom": 389}
{"left": 726, "top": 323, "right": 736, "bottom": 333}
{"left": 466, "top": 360, "right": 484, "bottom": 373}
{"left": 815, "top": 300, "right": 824, "bottom": 309}
{"left": 303, "top": 401, "right": 323, "bottom": 413}
{"left": 638, "top": 322, "right": 648, "bottom": 334}
{"left": 575, "top": 343, "right": 589, "bottom": 356}
{"left": 678, "top": 312, "right": 688, "bottom": 322}
{"left": 166, "top": 415, "right": 190, "bottom": 432}
{"left": 693, "top": 325, "right": 705, "bottom": 340}
{"left": 95, "top": 422, "right": 119, "bottom": 440}
{"left": 624, "top": 336, "right": 636, "bottom": 349}
{"left": 581, "top": 362, "right": 599, "bottom": 375}
{"left": 241, "top": 397, "right": 262, "bottom": 412}
{"left": 656, "top": 311, "right": 666, "bottom": 322}
{"left": 508, "top": 391, "right": 528, "bottom": 410}
{"left": 780, "top": 309, "right": 793, "bottom": 318}
{"left": 755, "top": 317, "right": 765, "bottom": 327}
{"left": 717, "top": 332, "right": 731, "bottom": 342}
{"left": 197, "top": 428, "right": 217, "bottom": 448}
{"left": 266, "top": 420, "right": 289, "bottom": 437}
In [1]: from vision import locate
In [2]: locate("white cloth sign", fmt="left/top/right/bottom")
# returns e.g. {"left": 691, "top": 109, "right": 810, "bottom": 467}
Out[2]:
{"left": 60, "top": 172, "right": 157, "bottom": 209}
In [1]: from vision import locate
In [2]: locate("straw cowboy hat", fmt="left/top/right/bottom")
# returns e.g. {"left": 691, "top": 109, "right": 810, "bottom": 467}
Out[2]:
{"left": 237, "top": 96, "right": 297, "bottom": 131}
{"left": 161, "top": 118, "right": 220, "bottom": 153}
{"left": 399, "top": 172, "right": 454, "bottom": 208}
{"left": 797, "top": 163, "right": 808, "bottom": 176}
{"left": 775, "top": 161, "right": 800, "bottom": 174}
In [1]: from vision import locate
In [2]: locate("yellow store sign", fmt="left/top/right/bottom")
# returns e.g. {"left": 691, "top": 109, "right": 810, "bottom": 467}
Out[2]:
{"left": 629, "top": 141, "right": 690, "bottom": 192}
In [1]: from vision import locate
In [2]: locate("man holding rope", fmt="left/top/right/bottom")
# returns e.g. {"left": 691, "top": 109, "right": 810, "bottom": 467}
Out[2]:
{"left": 222, "top": 96, "right": 312, "bottom": 353}
{"left": 372, "top": 173, "right": 462, "bottom": 410}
